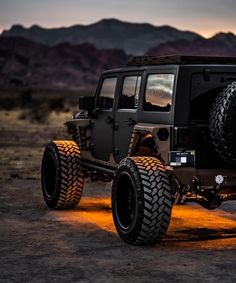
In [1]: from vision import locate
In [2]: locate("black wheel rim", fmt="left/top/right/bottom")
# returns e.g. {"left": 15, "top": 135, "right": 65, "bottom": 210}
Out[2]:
{"left": 43, "top": 152, "right": 57, "bottom": 198}
{"left": 115, "top": 172, "right": 136, "bottom": 230}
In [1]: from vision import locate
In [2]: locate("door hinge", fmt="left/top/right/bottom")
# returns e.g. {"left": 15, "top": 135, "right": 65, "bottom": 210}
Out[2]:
{"left": 113, "top": 123, "right": 119, "bottom": 131}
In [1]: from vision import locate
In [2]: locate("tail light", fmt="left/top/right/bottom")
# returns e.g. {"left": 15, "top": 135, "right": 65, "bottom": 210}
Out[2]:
{"left": 174, "top": 127, "right": 190, "bottom": 149}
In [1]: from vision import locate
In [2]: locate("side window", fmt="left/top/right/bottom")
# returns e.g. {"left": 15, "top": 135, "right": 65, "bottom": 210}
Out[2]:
{"left": 119, "top": 76, "right": 141, "bottom": 109}
{"left": 98, "top": 77, "right": 117, "bottom": 110}
{"left": 143, "top": 74, "right": 175, "bottom": 112}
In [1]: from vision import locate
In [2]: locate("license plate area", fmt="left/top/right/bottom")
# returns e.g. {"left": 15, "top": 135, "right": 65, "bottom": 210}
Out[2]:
{"left": 169, "top": 150, "right": 195, "bottom": 166}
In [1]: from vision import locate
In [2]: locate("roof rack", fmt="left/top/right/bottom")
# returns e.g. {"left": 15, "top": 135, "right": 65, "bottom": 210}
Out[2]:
{"left": 127, "top": 55, "right": 236, "bottom": 66}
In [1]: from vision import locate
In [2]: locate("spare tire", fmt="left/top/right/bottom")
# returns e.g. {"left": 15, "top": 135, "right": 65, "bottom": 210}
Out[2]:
{"left": 209, "top": 81, "right": 236, "bottom": 165}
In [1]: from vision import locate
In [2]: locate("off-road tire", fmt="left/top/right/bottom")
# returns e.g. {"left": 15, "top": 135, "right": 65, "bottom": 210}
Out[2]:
{"left": 41, "top": 140, "right": 84, "bottom": 209}
{"left": 209, "top": 81, "right": 236, "bottom": 165}
{"left": 112, "top": 156, "right": 172, "bottom": 245}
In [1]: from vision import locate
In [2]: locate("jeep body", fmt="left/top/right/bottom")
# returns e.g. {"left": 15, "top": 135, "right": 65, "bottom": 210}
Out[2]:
{"left": 66, "top": 56, "right": 236, "bottom": 205}
{"left": 42, "top": 55, "right": 236, "bottom": 245}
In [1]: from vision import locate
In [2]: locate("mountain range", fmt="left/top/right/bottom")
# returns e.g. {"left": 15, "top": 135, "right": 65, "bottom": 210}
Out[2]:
{"left": 1, "top": 19, "right": 201, "bottom": 55}
{"left": 1, "top": 19, "right": 236, "bottom": 90}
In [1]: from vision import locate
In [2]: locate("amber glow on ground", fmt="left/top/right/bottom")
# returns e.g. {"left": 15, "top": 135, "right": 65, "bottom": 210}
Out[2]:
{"left": 50, "top": 197, "right": 236, "bottom": 249}
{"left": 50, "top": 197, "right": 116, "bottom": 233}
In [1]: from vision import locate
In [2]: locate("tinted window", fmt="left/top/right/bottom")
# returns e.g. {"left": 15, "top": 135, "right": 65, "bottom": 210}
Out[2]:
{"left": 119, "top": 76, "right": 141, "bottom": 109}
{"left": 98, "top": 77, "right": 117, "bottom": 109}
{"left": 144, "top": 74, "right": 174, "bottom": 112}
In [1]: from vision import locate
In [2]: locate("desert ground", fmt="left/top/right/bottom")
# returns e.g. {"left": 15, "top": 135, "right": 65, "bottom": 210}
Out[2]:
{"left": 1, "top": 110, "right": 236, "bottom": 283}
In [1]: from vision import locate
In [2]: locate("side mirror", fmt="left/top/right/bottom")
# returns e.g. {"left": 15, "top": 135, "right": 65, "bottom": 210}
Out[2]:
{"left": 79, "top": 96, "right": 95, "bottom": 113}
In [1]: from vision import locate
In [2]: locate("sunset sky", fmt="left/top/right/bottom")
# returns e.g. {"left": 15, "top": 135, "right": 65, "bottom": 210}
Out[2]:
{"left": 0, "top": 0, "right": 235, "bottom": 37}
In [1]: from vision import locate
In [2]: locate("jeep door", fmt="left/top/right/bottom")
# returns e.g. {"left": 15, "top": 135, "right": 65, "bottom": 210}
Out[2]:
{"left": 91, "top": 75, "right": 118, "bottom": 161}
{"left": 113, "top": 73, "right": 142, "bottom": 163}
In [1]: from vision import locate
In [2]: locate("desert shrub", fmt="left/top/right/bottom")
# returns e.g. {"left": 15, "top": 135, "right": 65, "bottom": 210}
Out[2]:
{"left": 20, "top": 88, "right": 32, "bottom": 107}
{"left": 49, "top": 97, "right": 65, "bottom": 111}
{"left": 18, "top": 103, "right": 50, "bottom": 124}
{"left": 0, "top": 98, "right": 17, "bottom": 110}
{"left": 31, "top": 103, "right": 50, "bottom": 123}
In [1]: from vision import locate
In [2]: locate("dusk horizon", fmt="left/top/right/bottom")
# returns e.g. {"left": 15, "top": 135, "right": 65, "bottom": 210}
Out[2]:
{"left": 1, "top": 17, "right": 236, "bottom": 39}
{"left": 1, "top": 0, "right": 235, "bottom": 38}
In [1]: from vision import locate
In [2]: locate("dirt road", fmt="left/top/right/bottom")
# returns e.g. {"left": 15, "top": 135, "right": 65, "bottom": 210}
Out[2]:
{"left": 1, "top": 178, "right": 236, "bottom": 283}
{"left": 1, "top": 110, "right": 236, "bottom": 282}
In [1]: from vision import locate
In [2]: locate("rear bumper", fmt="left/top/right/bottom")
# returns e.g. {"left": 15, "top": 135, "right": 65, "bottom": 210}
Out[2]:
{"left": 173, "top": 167, "right": 236, "bottom": 189}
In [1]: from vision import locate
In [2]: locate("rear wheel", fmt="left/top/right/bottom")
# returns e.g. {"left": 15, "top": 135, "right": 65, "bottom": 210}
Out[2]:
{"left": 112, "top": 157, "right": 172, "bottom": 245}
{"left": 41, "top": 140, "right": 84, "bottom": 209}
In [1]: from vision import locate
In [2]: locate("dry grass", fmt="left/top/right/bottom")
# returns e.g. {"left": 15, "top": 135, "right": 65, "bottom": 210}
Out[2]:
{"left": 0, "top": 110, "right": 73, "bottom": 180}
{"left": 0, "top": 109, "right": 71, "bottom": 127}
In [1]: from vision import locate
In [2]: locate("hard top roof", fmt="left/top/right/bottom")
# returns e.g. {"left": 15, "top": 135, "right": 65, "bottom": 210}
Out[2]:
{"left": 127, "top": 55, "right": 236, "bottom": 66}
{"left": 102, "top": 55, "right": 236, "bottom": 75}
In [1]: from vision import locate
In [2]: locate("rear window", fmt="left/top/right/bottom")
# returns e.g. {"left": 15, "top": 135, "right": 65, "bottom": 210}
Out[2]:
{"left": 143, "top": 74, "right": 174, "bottom": 112}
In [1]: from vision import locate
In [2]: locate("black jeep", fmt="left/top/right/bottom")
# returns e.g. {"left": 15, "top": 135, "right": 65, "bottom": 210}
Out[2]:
{"left": 41, "top": 55, "right": 236, "bottom": 245}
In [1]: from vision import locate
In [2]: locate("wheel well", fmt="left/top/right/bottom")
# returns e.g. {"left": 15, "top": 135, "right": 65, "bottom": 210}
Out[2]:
{"left": 132, "top": 133, "right": 158, "bottom": 157}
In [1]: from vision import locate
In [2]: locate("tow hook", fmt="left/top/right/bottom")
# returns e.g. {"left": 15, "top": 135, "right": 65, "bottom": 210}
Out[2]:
{"left": 192, "top": 176, "right": 222, "bottom": 210}
{"left": 197, "top": 193, "right": 222, "bottom": 210}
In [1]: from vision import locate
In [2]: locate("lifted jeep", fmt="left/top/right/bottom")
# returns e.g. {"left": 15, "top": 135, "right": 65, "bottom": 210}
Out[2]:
{"left": 41, "top": 55, "right": 236, "bottom": 245}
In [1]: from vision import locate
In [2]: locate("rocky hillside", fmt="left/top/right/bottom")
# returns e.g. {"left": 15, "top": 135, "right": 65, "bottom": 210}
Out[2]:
{"left": 148, "top": 33, "right": 236, "bottom": 56}
{"left": 1, "top": 19, "right": 201, "bottom": 55}
{"left": 0, "top": 37, "right": 128, "bottom": 90}
{"left": 1, "top": 30, "right": 236, "bottom": 91}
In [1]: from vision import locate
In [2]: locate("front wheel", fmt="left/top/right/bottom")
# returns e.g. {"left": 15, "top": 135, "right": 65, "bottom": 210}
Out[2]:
{"left": 112, "top": 157, "right": 173, "bottom": 245}
{"left": 41, "top": 140, "right": 84, "bottom": 209}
